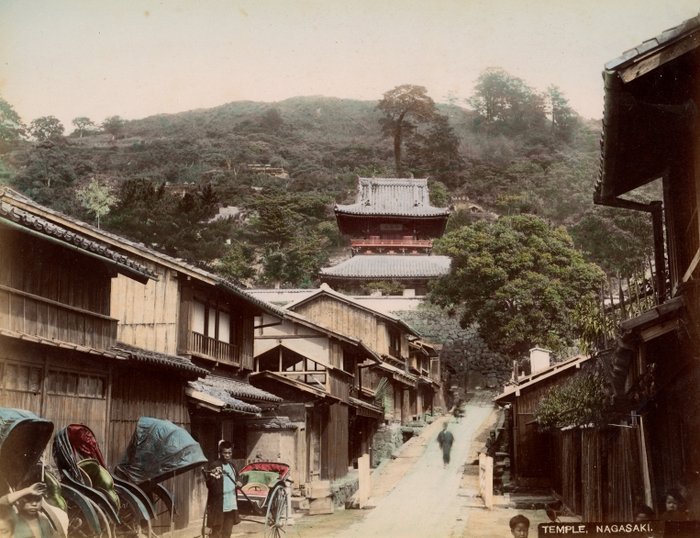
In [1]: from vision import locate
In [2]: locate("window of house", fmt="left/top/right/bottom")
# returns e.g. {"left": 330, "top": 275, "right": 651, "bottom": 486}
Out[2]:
{"left": 389, "top": 330, "right": 401, "bottom": 357}
{"left": 192, "top": 299, "right": 233, "bottom": 343}
{"left": 47, "top": 370, "right": 106, "bottom": 399}
{"left": 1, "top": 362, "right": 43, "bottom": 393}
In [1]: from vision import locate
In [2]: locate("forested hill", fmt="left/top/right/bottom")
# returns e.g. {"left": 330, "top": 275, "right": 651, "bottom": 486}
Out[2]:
{"left": 0, "top": 72, "right": 655, "bottom": 288}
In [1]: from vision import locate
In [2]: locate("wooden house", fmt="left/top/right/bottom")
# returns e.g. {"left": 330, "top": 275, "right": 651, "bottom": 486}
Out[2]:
{"left": 0, "top": 189, "right": 214, "bottom": 528}
{"left": 0, "top": 187, "right": 285, "bottom": 529}
{"left": 250, "top": 308, "right": 383, "bottom": 482}
{"left": 582, "top": 13, "right": 700, "bottom": 520}
{"left": 320, "top": 177, "right": 452, "bottom": 294}
{"left": 494, "top": 352, "right": 592, "bottom": 488}
{"left": 279, "top": 284, "right": 440, "bottom": 425}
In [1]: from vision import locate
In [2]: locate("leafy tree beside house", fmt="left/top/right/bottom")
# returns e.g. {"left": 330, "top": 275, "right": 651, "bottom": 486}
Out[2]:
{"left": 430, "top": 214, "right": 606, "bottom": 360}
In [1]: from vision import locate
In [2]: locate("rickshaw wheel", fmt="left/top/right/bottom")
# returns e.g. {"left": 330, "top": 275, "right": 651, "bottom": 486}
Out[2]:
{"left": 67, "top": 498, "right": 113, "bottom": 538}
{"left": 115, "top": 502, "right": 153, "bottom": 537}
{"left": 263, "top": 486, "right": 288, "bottom": 538}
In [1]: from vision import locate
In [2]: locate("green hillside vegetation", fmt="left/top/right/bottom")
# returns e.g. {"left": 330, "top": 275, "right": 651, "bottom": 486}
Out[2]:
{"left": 0, "top": 69, "right": 655, "bottom": 290}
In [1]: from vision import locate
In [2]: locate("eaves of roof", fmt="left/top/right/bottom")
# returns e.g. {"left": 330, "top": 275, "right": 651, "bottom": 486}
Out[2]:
{"left": 494, "top": 355, "right": 592, "bottom": 404}
{"left": 285, "top": 285, "right": 421, "bottom": 337}
{"left": 0, "top": 327, "right": 127, "bottom": 360}
{"left": 0, "top": 188, "right": 284, "bottom": 317}
{"left": 596, "top": 14, "right": 700, "bottom": 203}
{"left": 194, "top": 374, "right": 283, "bottom": 404}
{"left": 186, "top": 385, "right": 262, "bottom": 415}
{"left": 0, "top": 200, "right": 156, "bottom": 284}
{"left": 113, "top": 342, "right": 208, "bottom": 377}
{"left": 249, "top": 371, "right": 341, "bottom": 403}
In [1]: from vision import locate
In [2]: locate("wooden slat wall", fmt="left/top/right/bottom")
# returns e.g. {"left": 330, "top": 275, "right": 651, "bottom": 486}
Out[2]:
{"left": 108, "top": 366, "right": 194, "bottom": 530}
{"left": 239, "top": 313, "right": 254, "bottom": 370}
{"left": 294, "top": 297, "right": 382, "bottom": 353}
{"left": 322, "top": 403, "right": 349, "bottom": 480}
{"left": 111, "top": 270, "right": 180, "bottom": 355}
{"left": 0, "top": 340, "right": 110, "bottom": 472}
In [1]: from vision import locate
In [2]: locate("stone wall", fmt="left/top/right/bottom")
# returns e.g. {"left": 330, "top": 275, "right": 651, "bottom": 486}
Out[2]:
{"left": 371, "top": 422, "right": 404, "bottom": 465}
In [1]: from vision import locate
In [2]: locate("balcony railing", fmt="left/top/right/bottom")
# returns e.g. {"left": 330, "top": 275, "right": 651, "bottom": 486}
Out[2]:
{"left": 189, "top": 332, "right": 238, "bottom": 363}
{"left": 351, "top": 237, "right": 433, "bottom": 249}
{"left": 0, "top": 285, "right": 117, "bottom": 350}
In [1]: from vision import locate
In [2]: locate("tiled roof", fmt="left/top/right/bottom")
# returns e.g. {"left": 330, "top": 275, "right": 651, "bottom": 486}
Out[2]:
{"left": 320, "top": 255, "right": 451, "bottom": 279}
{"left": 0, "top": 200, "right": 156, "bottom": 283}
{"left": 0, "top": 188, "right": 283, "bottom": 318}
{"left": 193, "top": 374, "right": 283, "bottom": 403}
{"left": 113, "top": 343, "right": 208, "bottom": 376}
{"left": 596, "top": 14, "right": 700, "bottom": 202}
{"left": 335, "top": 177, "right": 450, "bottom": 217}
{"left": 187, "top": 380, "right": 262, "bottom": 415}
{"left": 283, "top": 284, "right": 421, "bottom": 337}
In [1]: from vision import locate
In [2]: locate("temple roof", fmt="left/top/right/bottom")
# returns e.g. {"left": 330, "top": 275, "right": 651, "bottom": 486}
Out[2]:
{"left": 319, "top": 255, "right": 451, "bottom": 279}
{"left": 335, "top": 177, "right": 451, "bottom": 218}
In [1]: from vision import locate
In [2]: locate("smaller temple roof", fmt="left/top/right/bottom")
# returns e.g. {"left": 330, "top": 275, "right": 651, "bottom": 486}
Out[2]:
{"left": 319, "top": 255, "right": 451, "bottom": 279}
{"left": 335, "top": 177, "right": 451, "bottom": 217}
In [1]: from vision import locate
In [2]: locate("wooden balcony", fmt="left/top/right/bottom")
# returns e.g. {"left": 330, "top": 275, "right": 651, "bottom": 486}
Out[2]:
{"left": 351, "top": 237, "right": 433, "bottom": 249}
{"left": 188, "top": 331, "right": 238, "bottom": 364}
{"left": 0, "top": 285, "right": 117, "bottom": 350}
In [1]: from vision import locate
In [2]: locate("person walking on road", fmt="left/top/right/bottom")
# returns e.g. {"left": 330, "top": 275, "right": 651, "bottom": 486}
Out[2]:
{"left": 437, "top": 422, "right": 455, "bottom": 468}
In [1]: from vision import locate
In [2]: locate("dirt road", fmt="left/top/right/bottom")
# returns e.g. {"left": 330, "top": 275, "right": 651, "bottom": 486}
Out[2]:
{"left": 289, "top": 396, "right": 496, "bottom": 538}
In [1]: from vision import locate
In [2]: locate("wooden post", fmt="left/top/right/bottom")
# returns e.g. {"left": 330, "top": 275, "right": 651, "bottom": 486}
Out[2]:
{"left": 357, "top": 453, "right": 370, "bottom": 508}
{"left": 639, "top": 416, "right": 654, "bottom": 509}
{"left": 479, "top": 452, "right": 494, "bottom": 509}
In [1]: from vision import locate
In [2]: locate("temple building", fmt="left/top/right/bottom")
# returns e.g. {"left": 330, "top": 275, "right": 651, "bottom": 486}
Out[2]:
{"left": 319, "top": 177, "right": 452, "bottom": 295}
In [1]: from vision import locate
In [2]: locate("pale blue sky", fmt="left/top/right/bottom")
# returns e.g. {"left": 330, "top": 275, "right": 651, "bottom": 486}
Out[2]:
{"left": 1, "top": 0, "right": 698, "bottom": 129}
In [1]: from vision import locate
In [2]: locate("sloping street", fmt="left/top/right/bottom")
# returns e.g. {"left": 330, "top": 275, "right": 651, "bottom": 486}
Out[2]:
{"left": 288, "top": 393, "right": 495, "bottom": 538}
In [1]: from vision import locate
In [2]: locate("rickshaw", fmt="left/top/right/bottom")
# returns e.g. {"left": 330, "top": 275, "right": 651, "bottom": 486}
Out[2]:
{"left": 236, "top": 462, "right": 292, "bottom": 538}
{"left": 115, "top": 417, "right": 208, "bottom": 535}
{"left": 53, "top": 423, "right": 156, "bottom": 537}
{"left": 0, "top": 408, "right": 76, "bottom": 537}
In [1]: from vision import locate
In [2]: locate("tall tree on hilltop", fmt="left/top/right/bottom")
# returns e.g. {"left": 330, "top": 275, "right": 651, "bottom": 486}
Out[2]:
{"left": 28, "top": 116, "right": 64, "bottom": 142}
{"left": 71, "top": 116, "right": 96, "bottom": 138}
{"left": 405, "top": 113, "right": 464, "bottom": 187}
{"left": 468, "top": 68, "right": 546, "bottom": 138}
{"left": 378, "top": 84, "right": 436, "bottom": 177}
{"left": 545, "top": 85, "right": 579, "bottom": 144}
{"left": 102, "top": 115, "right": 125, "bottom": 140}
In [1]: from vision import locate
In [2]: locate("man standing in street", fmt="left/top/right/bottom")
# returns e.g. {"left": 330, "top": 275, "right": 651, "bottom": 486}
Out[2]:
{"left": 437, "top": 422, "right": 455, "bottom": 469}
{"left": 204, "top": 441, "right": 241, "bottom": 538}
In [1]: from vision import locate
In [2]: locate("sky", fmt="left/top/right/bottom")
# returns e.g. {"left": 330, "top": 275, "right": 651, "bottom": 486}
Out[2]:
{"left": 1, "top": 0, "right": 699, "bottom": 130}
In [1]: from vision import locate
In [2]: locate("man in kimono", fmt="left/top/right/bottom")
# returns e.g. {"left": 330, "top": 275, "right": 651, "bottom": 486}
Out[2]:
{"left": 437, "top": 422, "right": 455, "bottom": 469}
{"left": 204, "top": 441, "right": 241, "bottom": 538}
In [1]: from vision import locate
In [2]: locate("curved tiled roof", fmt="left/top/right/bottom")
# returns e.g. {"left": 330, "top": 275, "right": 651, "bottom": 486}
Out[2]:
{"left": 0, "top": 200, "right": 156, "bottom": 282}
{"left": 188, "top": 379, "right": 263, "bottom": 414}
{"left": 113, "top": 342, "right": 208, "bottom": 376}
{"left": 0, "top": 188, "right": 283, "bottom": 318}
{"left": 335, "top": 177, "right": 450, "bottom": 217}
{"left": 194, "top": 374, "right": 283, "bottom": 403}
{"left": 319, "top": 255, "right": 451, "bottom": 279}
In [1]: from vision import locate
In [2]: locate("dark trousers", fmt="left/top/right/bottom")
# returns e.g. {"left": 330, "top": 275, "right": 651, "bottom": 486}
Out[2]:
{"left": 211, "top": 510, "right": 239, "bottom": 538}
